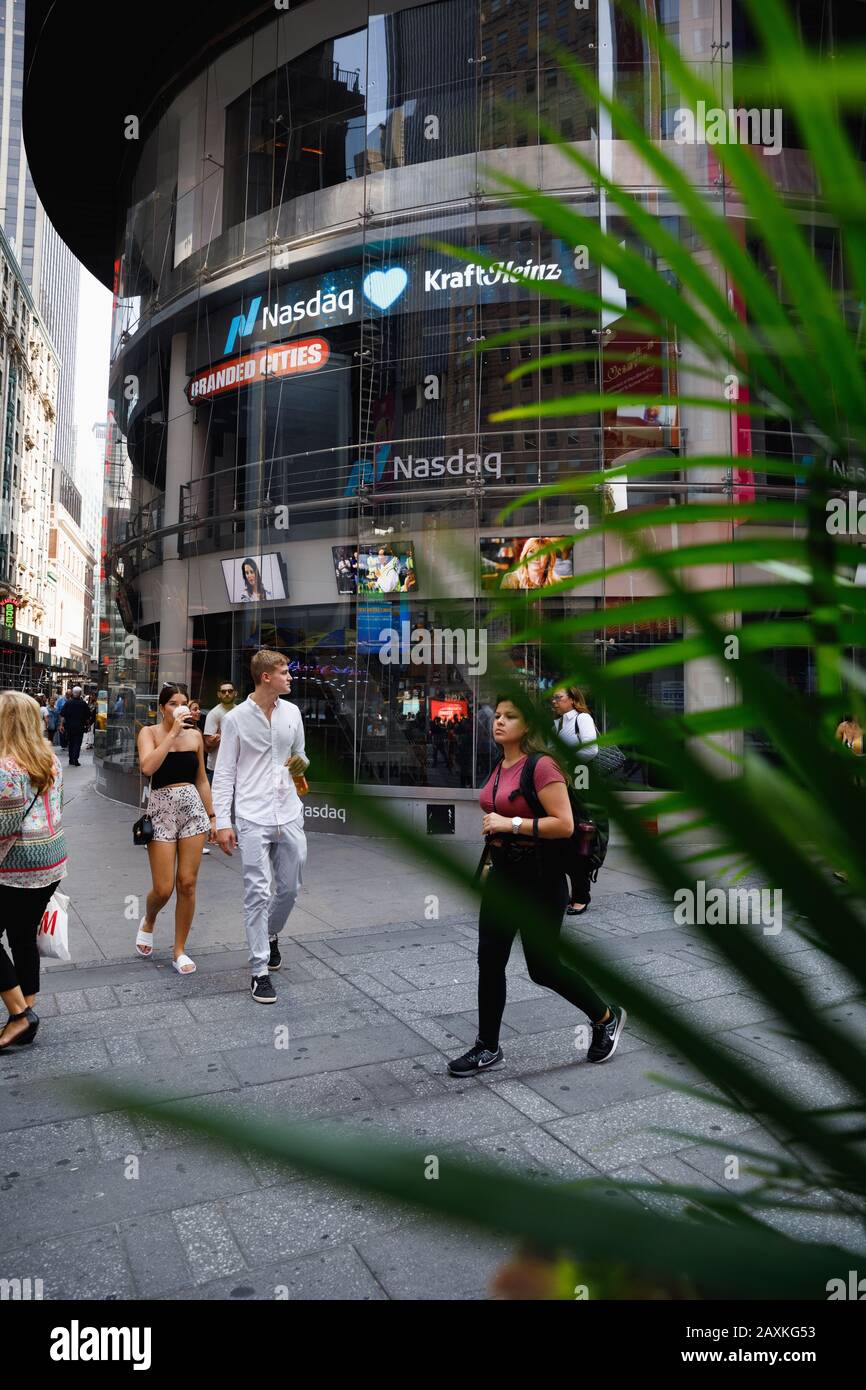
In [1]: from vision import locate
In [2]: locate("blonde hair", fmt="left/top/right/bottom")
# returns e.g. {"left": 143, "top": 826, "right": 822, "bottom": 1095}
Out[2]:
{"left": 0, "top": 690, "right": 58, "bottom": 792}
{"left": 250, "top": 648, "right": 286, "bottom": 684}
{"left": 515, "top": 537, "right": 559, "bottom": 589}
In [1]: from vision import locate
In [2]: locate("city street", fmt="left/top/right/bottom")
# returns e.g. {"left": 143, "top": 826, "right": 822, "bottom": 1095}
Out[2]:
{"left": 0, "top": 754, "right": 861, "bottom": 1301}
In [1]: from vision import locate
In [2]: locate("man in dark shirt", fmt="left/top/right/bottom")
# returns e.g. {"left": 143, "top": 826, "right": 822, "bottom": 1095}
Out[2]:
{"left": 60, "top": 686, "right": 91, "bottom": 766}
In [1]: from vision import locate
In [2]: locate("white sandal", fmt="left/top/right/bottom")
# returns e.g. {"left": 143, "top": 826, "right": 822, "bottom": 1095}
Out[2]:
{"left": 135, "top": 918, "right": 154, "bottom": 957}
{"left": 172, "top": 953, "right": 196, "bottom": 975}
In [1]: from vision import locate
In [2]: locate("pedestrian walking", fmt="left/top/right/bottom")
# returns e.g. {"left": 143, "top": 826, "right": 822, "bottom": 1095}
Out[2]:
{"left": 551, "top": 685, "right": 606, "bottom": 915}
{"left": 59, "top": 686, "right": 90, "bottom": 766}
{"left": 0, "top": 691, "right": 68, "bottom": 1050}
{"left": 203, "top": 680, "right": 237, "bottom": 786}
{"left": 83, "top": 694, "right": 98, "bottom": 749}
{"left": 212, "top": 650, "right": 309, "bottom": 1004}
{"left": 447, "top": 692, "right": 625, "bottom": 1076}
{"left": 134, "top": 684, "right": 216, "bottom": 973}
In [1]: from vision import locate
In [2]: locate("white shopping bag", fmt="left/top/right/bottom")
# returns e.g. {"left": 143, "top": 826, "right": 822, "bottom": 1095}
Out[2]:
{"left": 36, "top": 890, "right": 71, "bottom": 962}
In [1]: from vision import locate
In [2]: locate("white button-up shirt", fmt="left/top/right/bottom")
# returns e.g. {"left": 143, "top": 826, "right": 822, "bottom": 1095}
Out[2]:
{"left": 212, "top": 695, "right": 309, "bottom": 830}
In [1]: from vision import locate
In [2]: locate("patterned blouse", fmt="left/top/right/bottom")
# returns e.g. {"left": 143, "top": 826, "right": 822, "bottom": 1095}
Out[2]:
{"left": 0, "top": 755, "right": 68, "bottom": 890}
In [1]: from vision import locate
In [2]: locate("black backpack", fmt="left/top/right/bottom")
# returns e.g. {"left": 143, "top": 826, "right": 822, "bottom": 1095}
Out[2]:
{"left": 510, "top": 752, "right": 610, "bottom": 885}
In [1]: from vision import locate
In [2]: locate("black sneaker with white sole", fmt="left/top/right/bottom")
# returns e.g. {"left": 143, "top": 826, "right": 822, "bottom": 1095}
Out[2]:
{"left": 268, "top": 936, "right": 282, "bottom": 970}
{"left": 250, "top": 974, "right": 276, "bottom": 1004}
{"left": 447, "top": 1039, "right": 504, "bottom": 1076}
{"left": 587, "top": 1005, "right": 626, "bottom": 1063}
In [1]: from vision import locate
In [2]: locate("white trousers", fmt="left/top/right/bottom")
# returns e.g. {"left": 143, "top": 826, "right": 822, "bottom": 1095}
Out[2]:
{"left": 235, "top": 815, "right": 307, "bottom": 977}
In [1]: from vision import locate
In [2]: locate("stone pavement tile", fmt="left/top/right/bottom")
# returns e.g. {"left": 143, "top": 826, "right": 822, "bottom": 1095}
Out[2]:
{"left": 487, "top": 994, "right": 644, "bottom": 1040}
{"left": 392, "top": 957, "right": 486, "bottom": 990}
{"left": 2, "top": 1227, "right": 134, "bottom": 1300}
{"left": 431, "top": 1013, "right": 518, "bottom": 1047}
{"left": 83, "top": 986, "right": 119, "bottom": 1011}
{"left": 518, "top": 1046, "right": 695, "bottom": 1118}
{"left": 327, "top": 941, "right": 476, "bottom": 981}
{"left": 105, "top": 1034, "right": 145, "bottom": 1066}
{"left": 0, "top": 1053, "right": 241, "bottom": 1130}
{"left": 224, "top": 1181, "right": 415, "bottom": 1264}
{"left": 172, "top": 1203, "right": 247, "bottom": 1284}
{"left": 647, "top": 968, "right": 748, "bottom": 1001}
{"left": 350, "top": 999, "right": 458, "bottom": 1053}
{"left": 725, "top": 1023, "right": 823, "bottom": 1065}
{"left": 347, "top": 1056, "right": 454, "bottom": 1106}
{"left": 664, "top": 993, "right": 777, "bottom": 1032}
{"left": 0, "top": 1034, "right": 112, "bottom": 1080}
{"left": 675, "top": 1125, "right": 796, "bottom": 1193}
{"left": 321, "top": 926, "right": 469, "bottom": 956}
{"left": 121, "top": 1212, "right": 194, "bottom": 1297}
{"left": 0, "top": 1116, "right": 96, "bottom": 1181}
{"left": 715, "top": 1037, "right": 855, "bottom": 1108}
{"left": 322, "top": 1087, "right": 530, "bottom": 1147}
{"left": 358, "top": 969, "right": 419, "bottom": 995}
{"left": 355, "top": 1218, "right": 510, "bottom": 1300}
{"left": 641, "top": 1150, "right": 731, "bottom": 1193}
{"left": 138, "top": 1030, "right": 182, "bottom": 1061}
{"left": 605, "top": 1162, "right": 694, "bottom": 1218}
{"left": 757, "top": 1193, "right": 866, "bottom": 1255}
{"left": 169, "top": 1245, "right": 387, "bottom": 1301}
{"left": 36, "top": 1000, "right": 204, "bottom": 1042}
{"left": 54, "top": 990, "right": 90, "bottom": 1015}
{"left": 547, "top": 1091, "right": 756, "bottom": 1171}
{"left": 221, "top": 1018, "right": 432, "bottom": 1086}
{"left": 0, "top": 1139, "right": 260, "bottom": 1253}
{"left": 91, "top": 1110, "right": 144, "bottom": 1162}
{"left": 169, "top": 1004, "right": 384, "bottom": 1058}
{"left": 463, "top": 1126, "right": 600, "bottom": 1181}
{"left": 184, "top": 976, "right": 366, "bottom": 1020}
{"left": 135, "top": 1069, "right": 379, "bottom": 1156}
{"left": 484, "top": 1077, "right": 566, "bottom": 1123}
{"left": 396, "top": 978, "right": 546, "bottom": 1017}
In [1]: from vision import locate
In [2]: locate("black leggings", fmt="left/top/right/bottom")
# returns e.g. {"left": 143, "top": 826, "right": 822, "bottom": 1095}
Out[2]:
{"left": 0, "top": 881, "right": 59, "bottom": 997}
{"left": 569, "top": 856, "right": 593, "bottom": 905}
{"left": 477, "top": 853, "right": 608, "bottom": 1049}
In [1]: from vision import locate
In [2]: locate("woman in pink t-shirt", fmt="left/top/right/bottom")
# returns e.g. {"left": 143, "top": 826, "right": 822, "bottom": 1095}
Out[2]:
{"left": 447, "top": 693, "right": 626, "bottom": 1077}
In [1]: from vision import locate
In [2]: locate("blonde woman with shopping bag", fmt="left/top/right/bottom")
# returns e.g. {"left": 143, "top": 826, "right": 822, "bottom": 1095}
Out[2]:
{"left": 0, "top": 690, "right": 68, "bottom": 1050}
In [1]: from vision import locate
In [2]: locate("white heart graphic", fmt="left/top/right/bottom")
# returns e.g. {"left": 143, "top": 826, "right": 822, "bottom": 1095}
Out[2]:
{"left": 363, "top": 267, "right": 408, "bottom": 310}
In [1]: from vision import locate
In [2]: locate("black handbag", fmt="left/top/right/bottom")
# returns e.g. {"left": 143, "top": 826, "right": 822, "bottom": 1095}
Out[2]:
{"left": 132, "top": 813, "right": 153, "bottom": 846}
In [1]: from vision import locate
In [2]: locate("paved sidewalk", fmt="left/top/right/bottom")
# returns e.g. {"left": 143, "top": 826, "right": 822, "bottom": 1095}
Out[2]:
{"left": 0, "top": 754, "right": 862, "bottom": 1300}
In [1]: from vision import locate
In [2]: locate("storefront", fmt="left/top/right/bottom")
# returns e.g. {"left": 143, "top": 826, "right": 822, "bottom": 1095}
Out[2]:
{"left": 23, "top": 0, "right": 847, "bottom": 821}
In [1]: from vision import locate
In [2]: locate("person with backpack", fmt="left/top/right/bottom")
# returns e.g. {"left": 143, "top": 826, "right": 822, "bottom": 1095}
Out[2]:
{"left": 551, "top": 685, "right": 609, "bottom": 915}
{"left": 447, "top": 692, "right": 626, "bottom": 1077}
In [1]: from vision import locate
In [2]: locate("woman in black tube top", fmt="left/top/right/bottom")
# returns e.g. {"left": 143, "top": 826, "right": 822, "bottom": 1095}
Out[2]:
{"left": 134, "top": 683, "right": 217, "bottom": 974}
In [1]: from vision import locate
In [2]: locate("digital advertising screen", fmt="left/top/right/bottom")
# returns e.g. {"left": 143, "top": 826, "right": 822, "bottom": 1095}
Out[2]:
{"left": 331, "top": 546, "right": 359, "bottom": 595}
{"left": 480, "top": 537, "right": 574, "bottom": 591}
{"left": 221, "top": 553, "right": 288, "bottom": 604}
{"left": 357, "top": 541, "right": 417, "bottom": 595}
{"left": 430, "top": 699, "right": 469, "bottom": 723}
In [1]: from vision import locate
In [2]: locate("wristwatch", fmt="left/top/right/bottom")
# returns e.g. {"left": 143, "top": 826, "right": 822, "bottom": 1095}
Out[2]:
{"left": 511, "top": 816, "right": 522, "bottom": 835}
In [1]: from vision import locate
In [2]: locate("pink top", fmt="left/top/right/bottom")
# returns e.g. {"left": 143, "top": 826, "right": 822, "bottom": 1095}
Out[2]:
{"left": 479, "top": 754, "right": 565, "bottom": 819}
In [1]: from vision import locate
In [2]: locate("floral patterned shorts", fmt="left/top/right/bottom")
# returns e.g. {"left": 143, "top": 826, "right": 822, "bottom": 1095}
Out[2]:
{"left": 147, "top": 785, "right": 210, "bottom": 842}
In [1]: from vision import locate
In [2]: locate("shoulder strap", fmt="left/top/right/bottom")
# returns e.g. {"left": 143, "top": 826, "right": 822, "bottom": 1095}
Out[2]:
{"left": 512, "top": 752, "right": 546, "bottom": 818}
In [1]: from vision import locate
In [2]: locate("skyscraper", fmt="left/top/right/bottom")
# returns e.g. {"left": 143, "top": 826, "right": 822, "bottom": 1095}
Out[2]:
{"left": 0, "top": 0, "right": 79, "bottom": 478}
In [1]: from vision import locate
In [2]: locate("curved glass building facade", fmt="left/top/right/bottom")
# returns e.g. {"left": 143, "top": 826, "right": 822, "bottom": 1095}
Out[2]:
{"left": 85, "top": 0, "right": 859, "bottom": 822}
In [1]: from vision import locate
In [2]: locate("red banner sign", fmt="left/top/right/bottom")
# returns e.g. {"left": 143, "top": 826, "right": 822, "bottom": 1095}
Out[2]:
{"left": 187, "top": 337, "right": 330, "bottom": 403}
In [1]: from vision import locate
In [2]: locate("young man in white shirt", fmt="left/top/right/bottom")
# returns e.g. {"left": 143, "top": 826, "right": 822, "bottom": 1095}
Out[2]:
{"left": 212, "top": 649, "right": 309, "bottom": 1003}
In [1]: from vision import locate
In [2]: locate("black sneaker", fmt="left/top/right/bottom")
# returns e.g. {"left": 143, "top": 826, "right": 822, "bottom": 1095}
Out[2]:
{"left": 447, "top": 1039, "right": 504, "bottom": 1076}
{"left": 587, "top": 1005, "right": 627, "bottom": 1063}
{"left": 268, "top": 936, "right": 282, "bottom": 970}
{"left": 251, "top": 974, "right": 276, "bottom": 1004}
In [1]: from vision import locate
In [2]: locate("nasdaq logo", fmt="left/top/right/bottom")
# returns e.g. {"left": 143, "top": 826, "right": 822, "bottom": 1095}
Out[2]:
{"left": 362, "top": 267, "right": 408, "bottom": 311}
{"left": 223, "top": 296, "right": 262, "bottom": 354}
{"left": 344, "top": 442, "right": 392, "bottom": 496}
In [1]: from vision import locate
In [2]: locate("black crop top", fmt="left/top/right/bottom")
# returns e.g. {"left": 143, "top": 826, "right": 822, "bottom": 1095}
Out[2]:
{"left": 150, "top": 750, "right": 200, "bottom": 791}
